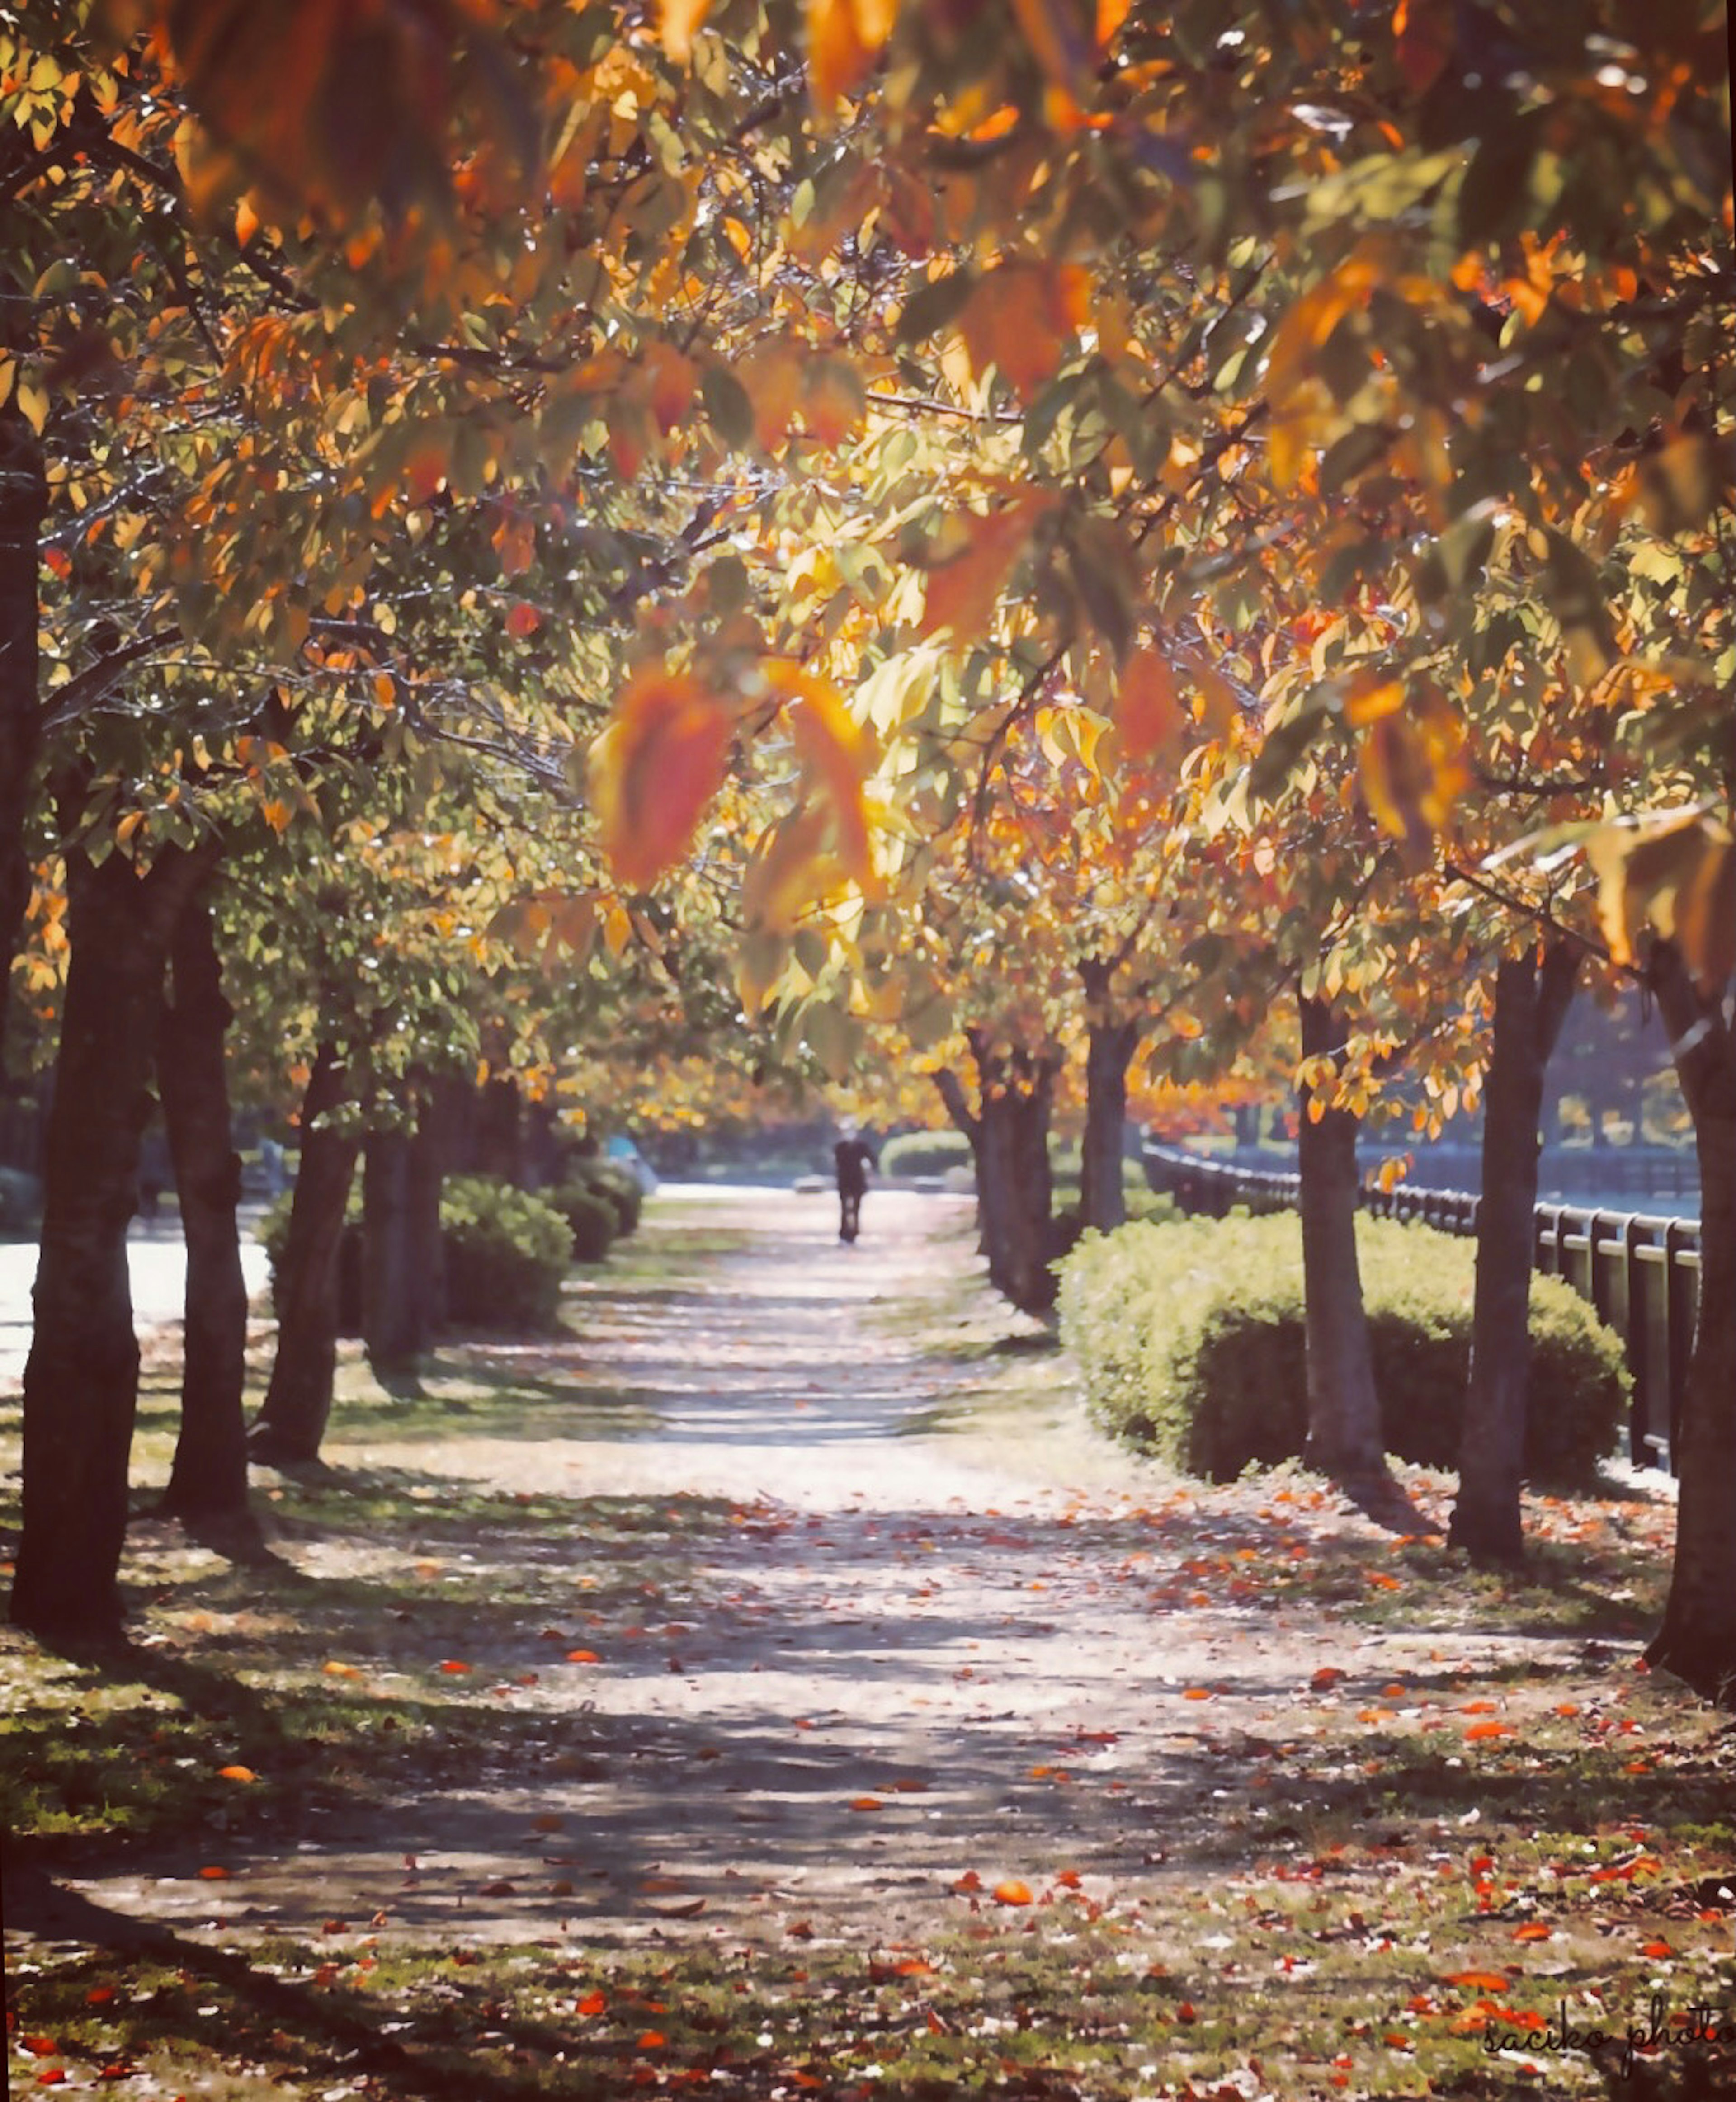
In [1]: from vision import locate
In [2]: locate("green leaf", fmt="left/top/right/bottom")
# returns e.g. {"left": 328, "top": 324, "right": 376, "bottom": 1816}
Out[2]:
{"left": 701, "top": 367, "right": 755, "bottom": 449}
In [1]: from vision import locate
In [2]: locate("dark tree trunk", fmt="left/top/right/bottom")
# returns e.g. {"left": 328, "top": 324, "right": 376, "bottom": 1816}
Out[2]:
{"left": 935, "top": 1031, "right": 1060, "bottom": 1313}
{"left": 1296, "top": 995, "right": 1390, "bottom": 1493}
{"left": 1642, "top": 941, "right": 1736, "bottom": 1706}
{"left": 408, "top": 1087, "right": 448, "bottom": 1333}
{"left": 473, "top": 1076, "right": 524, "bottom": 1184}
{"left": 250, "top": 1045, "right": 359, "bottom": 1466}
{"left": 1448, "top": 942, "right": 1579, "bottom": 1563}
{"left": 158, "top": 892, "right": 253, "bottom": 1526}
{"left": 8, "top": 841, "right": 215, "bottom": 1642}
{"left": 363, "top": 1126, "right": 421, "bottom": 1377}
{"left": 1080, "top": 1013, "right": 1138, "bottom": 1234}
{"left": 0, "top": 405, "right": 46, "bottom": 1080}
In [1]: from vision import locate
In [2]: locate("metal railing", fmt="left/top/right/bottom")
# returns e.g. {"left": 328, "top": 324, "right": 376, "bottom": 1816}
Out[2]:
{"left": 1141, "top": 1141, "right": 1701, "bottom": 1474}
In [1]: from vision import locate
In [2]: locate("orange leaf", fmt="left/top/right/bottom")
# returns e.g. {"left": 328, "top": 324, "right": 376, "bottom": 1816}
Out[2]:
{"left": 566, "top": 1649, "right": 601, "bottom": 1664}
{"left": 1310, "top": 1667, "right": 1346, "bottom": 1690}
{"left": 921, "top": 493, "right": 1050, "bottom": 643}
{"left": 763, "top": 661, "right": 879, "bottom": 881}
{"left": 953, "top": 1870, "right": 983, "bottom": 1892}
{"left": 805, "top": 0, "right": 898, "bottom": 108}
{"left": 1642, "top": 1938, "right": 1674, "bottom": 1958}
{"left": 958, "top": 262, "right": 1091, "bottom": 404}
{"left": 991, "top": 1878, "right": 1034, "bottom": 1906}
{"left": 1182, "top": 1687, "right": 1213, "bottom": 1701}
{"left": 850, "top": 1796, "right": 885, "bottom": 1811}
{"left": 438, "top": 1659, "right": 472, "bottom": 1675}
{"left": 1465, "top": 1721, "right": 1514, "bottom": 1742}
{"left": 577, "top": 1990, "right": 607, "bottom": 2016}
{"left": 198, "top": 1866, "right": 232, "bottom": 1880}
{"left": 506, "top": 602, "right": 542, "bottom": 639}
{"left": 660, "top": 0, "right": 712, "bottom": 60}
{"left": 590, "top": 667, "right": 735, "bottom": 889}
{"left": 322, "top": 1660, "right": 361, "bottom": 1678}
{"left": 217, "top": 1764, "right": 257, "bottom": 1783}
{"left": 638, "top": 2029, "right": 668, "bottom": 2050}
{"left": 1443, "top": 1970, "right": 1513, "bottom": 1992}
{"left": 21, "top": 2036, "right": 60, "bottom": 2056}
{"left": 1511, "top": 1922, "right": 1553, "bottom": 1942}
{"left": 1115, "top": 647, "right": 1186, "bottom": 762}
{"left": 1056, "top": 1868, "right": 1083, "bottom": 1889}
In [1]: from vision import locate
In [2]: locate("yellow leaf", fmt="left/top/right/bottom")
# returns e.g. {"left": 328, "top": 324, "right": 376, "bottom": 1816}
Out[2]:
{"left": 764, "top": 662, "right": 879, "bottom": 881}
{"left": 921, "top": 493, "right": 1050, "bottom": 643}
{"left": 1264, "top": 242, "right": 1387, "bottom": 405}
{"left": 1357, "top": 683, "right": 1467, "bottom": 862}
{"left": 1586, "top": 811, "right": 1736, "bottom": 995}
{"left": 590, "top": 668, "right": 735, "bottom": 889}
{"left": 661, "top": 0, "right": 712, "bottom": 60}
{"left": 743, "top": 805, "right": 836, "bottom": 931}
{"left": 15, "top": 375, "right": 49, "bottom": 436}
{"left": 261, "top": 797, "right": 292, "bottom": 835}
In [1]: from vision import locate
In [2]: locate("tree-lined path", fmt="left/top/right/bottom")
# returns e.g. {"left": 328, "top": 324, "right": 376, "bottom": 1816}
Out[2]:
{"left": 7, "top": 1189, "right": 1732, "bottom": 2099}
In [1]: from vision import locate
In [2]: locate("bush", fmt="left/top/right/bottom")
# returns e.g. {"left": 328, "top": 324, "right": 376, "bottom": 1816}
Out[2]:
{"left": 0, "top": 1165, "right": 42, "bottom": 1240}
{"left": 441, "top": 1177, "right": 575, "bottom": 1330}
{"left": 545, "top": 1181, "right": 619, "bottom": 1263}
{"left": 554, "top": 1159, "right": 642, "bottom": 1237}
{"left": 880, "top": 1129, "right": 975, "bottom": 1180}
{"left": 1058, "top": 1213, "right": 1628, "bottom": 1487}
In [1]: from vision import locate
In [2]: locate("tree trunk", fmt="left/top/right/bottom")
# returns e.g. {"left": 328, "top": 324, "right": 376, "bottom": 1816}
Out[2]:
{"left": 0, "top": 405, "right": 46, "bottom": 1080}
{"left": 473, "top": 1075, "right": 524, "bottom": 1183}
{"left": 1642, "top": 941, "right": 1736, "bottom": 1706}
{"left": 250, "top": 1045, "right": 359, "bottom": 1466}
{"left": 935, "top": 1031, "right": 1059, "bottom": 1313}
{"left": 8, "top": 841, "right": 214, "bottom": 1642}
{"left": 408, "top": 1086, "right": 448, "bottom": 1333}
{"left": 1080, "top": 1014, "right": 1138, "bottom": 1234}
{"left": 363, "top": 1126, "right": 421, "bottom": 1377}
{"left": 1297, "top": 995, "right": 1390, "bottom": 1492}
{"left": 1448, "top": 943, "right": 1578, "bottom": 1562}
{"left": 157, "top": 892, "right": 253, "bottom": 1526}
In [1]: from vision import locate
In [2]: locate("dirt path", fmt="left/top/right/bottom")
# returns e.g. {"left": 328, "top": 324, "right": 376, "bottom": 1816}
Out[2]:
{"left": 34, "top": 1184, "right": 1608, "bottom": 1957}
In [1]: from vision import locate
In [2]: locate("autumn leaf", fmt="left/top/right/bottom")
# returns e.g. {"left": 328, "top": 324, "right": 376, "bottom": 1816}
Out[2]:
{"left": 763, "top": 662, "right": 880, "bottom": 881}
{"left": 505, "top": 602, "right": 542, "bottom": 639}
{"left": 438, "top": 1659, "right": 472, "bottom": 1675}
{"left": 660, "top": 0, "right": 712, "bottom": 58}
{"left": 921, "top": 493, "right": 1052, "bottom": 643}
{"left": 806, "top": 0, "right": 899, "bottom": 108}
{"left": 217, "top": 1764, "right": 257, "bottom": 1783}
{"left": 1585, "top": 808, "right": 1736, "bottom": 996}
{"left": 590, "top": 667, "right": 736, "bottom": 889}
{"left": 958, "top": 263, "right": 1091, "bottom": 404}
{"left": 1115, "top": 647, "right": 1186, "bottom": 762}
{"left": 992, "top": 1878, "right": 1034, "bottom": 1905}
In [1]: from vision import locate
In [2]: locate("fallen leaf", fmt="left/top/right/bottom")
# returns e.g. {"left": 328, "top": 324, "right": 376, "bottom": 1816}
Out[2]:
{"left": 992, "top": 1879, "right": 1034, "bottom": 1906}
{"left": 217, "top": 1765, "right": 257, "bottom": 1784}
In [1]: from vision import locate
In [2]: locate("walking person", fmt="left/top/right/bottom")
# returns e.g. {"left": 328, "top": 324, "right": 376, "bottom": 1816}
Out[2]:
{"left": 833, "top": 1121, "right": 877, "bottom": 1244}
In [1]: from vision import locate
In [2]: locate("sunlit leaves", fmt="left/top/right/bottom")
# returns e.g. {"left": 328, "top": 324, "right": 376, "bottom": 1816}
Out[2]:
{"left": 1114, "top": 647, "right": 1187, "bottom": 763}
{"left": 1586, "top": 809, "right": 1736, "bottom": 998}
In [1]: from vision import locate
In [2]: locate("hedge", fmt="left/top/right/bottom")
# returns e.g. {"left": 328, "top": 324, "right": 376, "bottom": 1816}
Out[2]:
{"left": 0, "top": 1166, "right": 42, "bottom": 1240}
{"left": 440, "top": 1177, "right": 575, "bottom": 1329}
{"left": 879, "top": 1129, "right": 974, "bottom": 1179}
{"left": 262, "top": 1175, "right": 576, "bottom": 1334}
{"left": 1057, "top": 1213, "right": 1628, "bottom": 1486}
{"left": 553, "top": 1159, "right": 642, "bottom": 1238}
{"left": 545, "top": 1180, "right": 620, "bottom": 1262}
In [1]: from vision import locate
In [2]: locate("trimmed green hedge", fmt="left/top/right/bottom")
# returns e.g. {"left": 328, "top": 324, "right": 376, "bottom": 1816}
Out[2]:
{"left": 262, "top": 1176, "right": 576, "bottom": 1334}
{"left": 554, "top": 1159, "right": 642, "bottom": 1238}
{"left": 440, "top": 1177, "right": 574, "bottom": 1330}
{"left": 0, "top": 1166, "right": 42, "bottom": 1240}
{"left": 879, "top": 1129, "right": 975, "bottom": 1179}
{"left": 545, "top": 1180, "right": 619, "bottom": 1263}
{"left": 1058, "top": 1213, "right": 1628, "bottom": 1486}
